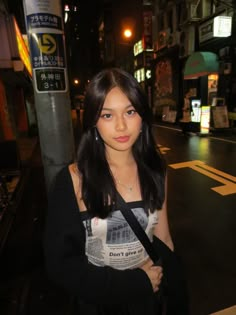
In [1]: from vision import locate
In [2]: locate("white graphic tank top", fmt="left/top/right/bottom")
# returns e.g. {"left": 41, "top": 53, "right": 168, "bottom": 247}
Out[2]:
{"left": 81, "top": 201, "right": 159, "bottom": 270}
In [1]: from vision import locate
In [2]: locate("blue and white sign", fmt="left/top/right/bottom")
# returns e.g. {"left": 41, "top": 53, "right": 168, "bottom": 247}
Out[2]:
{"left": 23, "top": 0, "right": 67, "bottom": 93}
{"left": 29, "top": 33, "right": 65, "bottom": 68}
{"left": 26, "top": 13, "right": 62, "bottom": 30}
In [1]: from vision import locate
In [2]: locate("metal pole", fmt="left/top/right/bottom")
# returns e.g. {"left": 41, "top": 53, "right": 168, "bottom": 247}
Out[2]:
{"left": 23, "top": 0, "right": 75, "bottom": 191}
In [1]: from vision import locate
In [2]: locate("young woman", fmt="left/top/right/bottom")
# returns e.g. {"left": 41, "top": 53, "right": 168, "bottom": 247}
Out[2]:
{"left": 44, "top": 68, "right": 176, "bottom": 315}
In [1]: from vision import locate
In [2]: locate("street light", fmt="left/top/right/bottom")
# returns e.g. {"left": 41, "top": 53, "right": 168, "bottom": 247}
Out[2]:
{"left": 123, "top": 28, "right": 132, "bottom": 39}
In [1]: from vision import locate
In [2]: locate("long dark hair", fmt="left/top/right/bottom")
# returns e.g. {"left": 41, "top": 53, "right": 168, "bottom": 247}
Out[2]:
{"left": 77, "top": 68, "right": 166, "bottom": 218}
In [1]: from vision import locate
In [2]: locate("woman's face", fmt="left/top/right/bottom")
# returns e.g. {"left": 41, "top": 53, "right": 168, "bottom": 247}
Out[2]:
{"left": 96, "top": 87, "right": 142, "bottom": 153}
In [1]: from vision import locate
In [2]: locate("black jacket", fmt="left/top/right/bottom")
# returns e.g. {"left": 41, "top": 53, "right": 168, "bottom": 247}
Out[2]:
{"left": 44, "top": 167, "right": 158, "bottom": 315}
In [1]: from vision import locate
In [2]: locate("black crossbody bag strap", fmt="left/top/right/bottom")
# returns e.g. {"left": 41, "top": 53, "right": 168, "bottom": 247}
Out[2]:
{"left": 116, "top": 192, "right": 161, "bottom": 265}
{"left": 116, "top": 193, "right": 167, "bottom": 315}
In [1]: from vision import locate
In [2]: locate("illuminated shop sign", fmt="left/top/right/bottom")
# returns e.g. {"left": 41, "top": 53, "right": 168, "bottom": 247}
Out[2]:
{"left": 134, "top": 40, "right": 144, "bottom": 56}
{"left": 146, "top": 69, "right": 151, "bottom": 79}
{"left": 199, "top": 15, "right": 232, "bottom": 43}
{"left": 13, "top": 17, "right": 32, "bottom": 76}
{"left": 134, "top": 39, "right": 153, "bottom": 56}
{"left": 213, "top": 16, "right": 232, "bottom": 37}
{"left": 134, "top": 68, "right": 145, "bottom": 83}
{"left": 200, "top": 106, "right": 210, "bottom": 134}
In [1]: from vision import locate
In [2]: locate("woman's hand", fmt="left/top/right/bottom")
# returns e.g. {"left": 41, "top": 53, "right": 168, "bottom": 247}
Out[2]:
{"left": 139, "top": 259, "right": 163, "bottom": 293}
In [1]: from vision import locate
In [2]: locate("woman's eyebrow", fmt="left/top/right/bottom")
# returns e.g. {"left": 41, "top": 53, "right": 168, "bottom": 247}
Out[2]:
{"left": 101, "top": 107, "right": 113, "bottom": 111}
{"left": 101, "top": 104, "right": 133, "bottom": 111}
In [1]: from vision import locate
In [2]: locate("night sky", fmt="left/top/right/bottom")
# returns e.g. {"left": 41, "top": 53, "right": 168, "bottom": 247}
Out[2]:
{"left": 65, "top": 0, "right": 104, "bottom": 93}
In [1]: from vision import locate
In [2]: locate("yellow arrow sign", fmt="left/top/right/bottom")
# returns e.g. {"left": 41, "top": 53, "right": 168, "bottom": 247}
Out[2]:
{"left": 38, "top": 34, "right": 56, "bottom": 54}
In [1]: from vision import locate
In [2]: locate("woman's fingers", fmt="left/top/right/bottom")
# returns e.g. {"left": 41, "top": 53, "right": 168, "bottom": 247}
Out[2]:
{"left": 140, "top": 262, "right": 163, "bottom": 292}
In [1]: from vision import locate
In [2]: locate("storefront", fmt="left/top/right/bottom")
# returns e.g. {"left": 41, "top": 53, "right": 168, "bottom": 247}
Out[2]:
{"left": 184, "top": 51, "right": 219, "bottom": 100}
{"left": 182, "top": 11, "right": 234, "bottom": 132}
{"left": 182, "top": 51, "right": 219, "bottom": 132}
{"left": 197, "top": 14, "right": 233, "bottom": 130}
{"left": 0, "top": 14, "right": 33, "bottom": 225}
{"left": 152, "top": 46, "right": 181, "bottom": 123}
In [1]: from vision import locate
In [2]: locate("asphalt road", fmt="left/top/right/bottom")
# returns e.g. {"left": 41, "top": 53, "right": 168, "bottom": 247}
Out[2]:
{"left": 153, "top": 124, "right": 236, "bottom": 315}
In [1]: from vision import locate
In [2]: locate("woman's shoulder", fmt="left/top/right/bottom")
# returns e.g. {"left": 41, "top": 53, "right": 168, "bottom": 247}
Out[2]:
{"left": 68, "top": 162, "right": 78, "bottom": 175}
{"left": 68, "top": 163, "right": 81, "bottom": 185}
{"left": 49, "top": 163, "right": 80, "bottom": 191}
{"left": 68, "top": 163, "right": 83, "bottom": 201}
{"left": 49, "top": 163, "right": 82, "bottom": 203}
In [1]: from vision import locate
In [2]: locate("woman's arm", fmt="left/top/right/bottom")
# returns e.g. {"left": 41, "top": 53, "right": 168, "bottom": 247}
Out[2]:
{"left": 44, "top": 167, "right": 154, "bottom": 305}
{"left": 153, "top": 176, "right": 174, "bottom": 251}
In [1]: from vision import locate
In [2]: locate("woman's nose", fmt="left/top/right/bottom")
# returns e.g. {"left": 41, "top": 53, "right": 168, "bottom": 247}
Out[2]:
{"left": 115, "top": 116, "right": 127, "bottom": 131}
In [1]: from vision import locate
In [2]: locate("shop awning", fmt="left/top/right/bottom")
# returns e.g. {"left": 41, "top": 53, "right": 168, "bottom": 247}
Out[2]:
{"left": 184, "top": 52, "right": 219, "bottom": 79}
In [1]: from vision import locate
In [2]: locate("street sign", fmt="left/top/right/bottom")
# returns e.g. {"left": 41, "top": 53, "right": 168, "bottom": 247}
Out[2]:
{"left": 23, "top": 0, "right": 68, "bottom": 93}
{"left": 34, "top": 68, "right": 66, "bottom": 92}
{"left": 29, "top": 33, "right": 65, "bottom": 68}
{"left": 23, "top": 0, "right": 75, "bottom": 189}
{"left": 26, "top": 13, "right": 62, "bottom": 30}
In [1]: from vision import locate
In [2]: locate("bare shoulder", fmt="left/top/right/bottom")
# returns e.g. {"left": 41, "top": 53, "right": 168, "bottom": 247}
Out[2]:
{"left": 69, "top": 162, "right": 80, "bottom": 176}
{"left": 68, "top": 163, "right": 81, "bottom": 195}
{"left": 68, "top": 163, "right": 86, "bottom": 211}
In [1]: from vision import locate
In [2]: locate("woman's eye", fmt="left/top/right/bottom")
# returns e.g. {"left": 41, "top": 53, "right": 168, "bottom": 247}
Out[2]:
{"left": 126, "top": 109, "right": 136, "bottom": 116}
{"left": 101, "top": 113, "right": 112, "bottom": 119}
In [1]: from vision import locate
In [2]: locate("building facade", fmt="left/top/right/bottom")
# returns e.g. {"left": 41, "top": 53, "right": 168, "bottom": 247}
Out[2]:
{"left": 100, "top": 0, "right": 236, "bottom": 129}
{"left": 152, "top": 0, "right": 236, "bottom": 129}
{"left": 0, "top": 1, "right": 34, "bottom": 149}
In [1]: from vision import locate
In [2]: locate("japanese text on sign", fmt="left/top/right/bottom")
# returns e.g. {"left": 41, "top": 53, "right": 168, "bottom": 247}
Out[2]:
{"left": 26, "top": 13, "right": 62, "bottom": 29}
{"left": 33, "top": 55, "right": 64, "bottom": 68}
{"left": 34, "top": 68, "right": 66, "bottom": 92}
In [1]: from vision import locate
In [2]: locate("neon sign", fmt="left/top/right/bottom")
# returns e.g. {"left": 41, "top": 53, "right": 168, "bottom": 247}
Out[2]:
{"left": 13, "top": 18, "right": 32, "bottom": 76}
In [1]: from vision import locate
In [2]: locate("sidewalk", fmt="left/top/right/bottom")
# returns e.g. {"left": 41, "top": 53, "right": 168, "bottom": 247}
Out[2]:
{"left": 0, "top": 135, "right": 71, "bottom": 315}
{"left": 154, "top": 120, "right": 236, "bottom": 142}
{"left": 0, "top": 136, "right": 38, "bottom": 252}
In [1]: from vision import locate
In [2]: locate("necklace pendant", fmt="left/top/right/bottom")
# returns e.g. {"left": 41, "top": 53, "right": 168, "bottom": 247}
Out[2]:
{"left": 116, "top": 179, "right": 134, "bottom": 193}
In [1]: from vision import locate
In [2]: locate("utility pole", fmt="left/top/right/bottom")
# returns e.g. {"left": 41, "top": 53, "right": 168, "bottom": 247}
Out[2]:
{"left": 23, "top": 0, "right": 75, "bottom": 191}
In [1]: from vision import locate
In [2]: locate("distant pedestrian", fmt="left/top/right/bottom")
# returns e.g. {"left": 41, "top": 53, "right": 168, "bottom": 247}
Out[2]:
{"left": 44, "top": 68, "right": 188, "bottom": 315}
{"left": 180, "top": 91, "right": 192, "bottom": 133}
{"left": 181, "top": 91, "right": 192, "bottom": 123}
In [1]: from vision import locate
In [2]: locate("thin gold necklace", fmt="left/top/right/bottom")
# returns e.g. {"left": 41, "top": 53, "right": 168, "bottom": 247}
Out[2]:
{"left": 116, "top": 172, "right": 137, "bottom": 193}
{"left": 117, "top": 179, "right": 134, "bottom": 192}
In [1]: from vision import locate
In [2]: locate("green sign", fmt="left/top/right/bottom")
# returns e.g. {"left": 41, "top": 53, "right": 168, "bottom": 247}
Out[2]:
{"left": 34, "top": 68, "right": 67, "bottom": 92}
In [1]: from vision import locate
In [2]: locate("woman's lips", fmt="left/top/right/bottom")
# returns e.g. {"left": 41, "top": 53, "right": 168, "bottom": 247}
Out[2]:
{"left": 114, "top": 136, "right": 130, "bottom": 143}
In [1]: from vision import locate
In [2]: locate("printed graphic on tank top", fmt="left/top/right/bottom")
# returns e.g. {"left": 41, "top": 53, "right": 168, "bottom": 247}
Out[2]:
{"left": 81, "top": 201, "right": 159, "bottom": 270}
